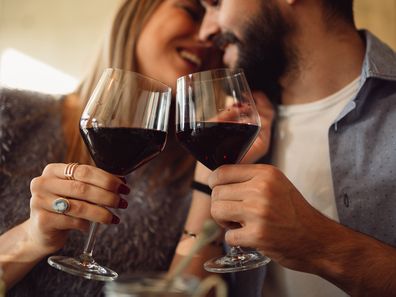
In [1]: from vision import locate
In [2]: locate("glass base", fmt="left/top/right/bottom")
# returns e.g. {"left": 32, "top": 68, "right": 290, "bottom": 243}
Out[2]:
{"left": 48, "top": 255, "right": 118, "bottom": 281}
{"left": 204, "top": 250, "right": 271, "bottom": 273}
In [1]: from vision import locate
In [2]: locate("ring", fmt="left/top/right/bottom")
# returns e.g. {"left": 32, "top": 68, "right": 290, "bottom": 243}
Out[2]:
{"left": 52, "top": 197, "right": 71, "bottom": 214}
{"left": 64, "top": 163, "right": 79, "bottom": 180}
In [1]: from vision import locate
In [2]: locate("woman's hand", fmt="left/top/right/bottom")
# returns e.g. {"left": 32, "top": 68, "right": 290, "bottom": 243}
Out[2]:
{"left": 209, "top": 91, "right": 275, "bottom": 165}
{"left": 27, "top": 163, "right": 130, "bottom": 254}
{"left": 241, "top": 91, "right": 275, "bottom": 164}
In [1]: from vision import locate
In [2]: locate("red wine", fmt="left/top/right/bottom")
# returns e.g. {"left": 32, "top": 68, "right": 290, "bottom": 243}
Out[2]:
{"left": 176, "top": 122, "right": 259, "bottom": 170}
{"left": 80, "top": 127, "right": 167, "bottom": 176}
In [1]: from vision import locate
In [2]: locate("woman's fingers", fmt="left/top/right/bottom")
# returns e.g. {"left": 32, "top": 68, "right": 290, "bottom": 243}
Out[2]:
{"left": 31, "top": 163, "right": 130, "bottom": 209}
{"left": 32, "top": 208, "right": 91, "bottom": 233}
{"left": 30, "top": 176, "right": 127, "bottom": 209}
{"left": 26, "top": 162, "right": 129, "bottom": 253}
{"left": 30, "top": 193, "right": 120, "bottom": 225}
{"left": 42, "top": 163, "right": 128, "bottom": 193}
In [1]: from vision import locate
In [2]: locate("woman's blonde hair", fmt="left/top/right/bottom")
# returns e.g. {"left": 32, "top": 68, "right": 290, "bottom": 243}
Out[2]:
{"left": 66, "top": 0, "right": 163, "bottom": 163}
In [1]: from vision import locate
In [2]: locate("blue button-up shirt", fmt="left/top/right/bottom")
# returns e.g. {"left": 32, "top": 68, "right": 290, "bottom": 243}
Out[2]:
{"left": 330, "top": 31, "right": 396, "bottom": 247}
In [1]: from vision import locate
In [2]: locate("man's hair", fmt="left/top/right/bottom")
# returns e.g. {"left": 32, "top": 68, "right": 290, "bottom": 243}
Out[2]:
{"left": 322, "top": 0, "right": 354, "bottom": 25}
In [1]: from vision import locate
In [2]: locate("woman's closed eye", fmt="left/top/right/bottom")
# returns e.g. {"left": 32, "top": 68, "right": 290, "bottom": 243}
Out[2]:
{"left": 176, "top": 0, "right": 205, "bottom": 22}
{"left": 200, "top": 0, "right": 221, "bottom": 9}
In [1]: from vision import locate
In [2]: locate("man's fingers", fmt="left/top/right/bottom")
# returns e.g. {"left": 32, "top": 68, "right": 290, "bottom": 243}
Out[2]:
{"left": 209, "top": 164, "right": 274, "bottom": 188}
{"left": 224, "top": 227, "right": 257, "bottom": 248}
{"left": 208, "top": 164, "right": 252, "bottom": 188}
{"left": 211, "top": 200, "right": 244, "bottom": 227}
{"left": 209, "top": 164, "right": 282, "bottom": 188}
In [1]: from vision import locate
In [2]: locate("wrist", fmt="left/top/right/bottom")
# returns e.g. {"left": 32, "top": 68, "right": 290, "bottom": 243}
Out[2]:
{"left": 191, "top": 181, "right": 212, "bottom": 196}
{"left": 194, "top": 162, "right": 212, "bottom": 184}
{"left": 307, "top": 221, "right": 360, "bottom": 283}
{"left": 308, "top": 222, "right": 396, "bottom": 295}
{"left": 0, "top": 220, "right": 52, "bottom": 289}
{"left": 21, "top": 220, "right": 58, "bottom": 258}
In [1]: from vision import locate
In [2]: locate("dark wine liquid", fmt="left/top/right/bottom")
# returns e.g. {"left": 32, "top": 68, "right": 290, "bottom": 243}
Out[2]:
{"left": 80, "top": 127, "right": 167, "bottom": 176}
{"left": 176, "top": 122, "right": 259, "bottom": 170}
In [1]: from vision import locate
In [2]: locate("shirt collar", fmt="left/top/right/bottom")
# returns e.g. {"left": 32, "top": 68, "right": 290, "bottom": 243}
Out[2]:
{"left": 361, "top": 30, "right": 396, "bottom": 83}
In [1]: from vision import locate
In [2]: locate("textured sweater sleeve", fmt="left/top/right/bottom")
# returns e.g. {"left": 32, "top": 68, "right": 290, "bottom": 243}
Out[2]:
{"left": 0, "top": 88, "right": 65, "bottom": 233}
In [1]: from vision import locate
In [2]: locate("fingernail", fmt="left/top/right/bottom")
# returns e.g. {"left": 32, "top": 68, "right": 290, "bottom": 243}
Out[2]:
{"left": 118, "top": 198, "right": 128, "bottom": 209}
{"left": 118, "top": 184, "right": 130, "bottom": 195}
{"left": 112, "top": 215, "right": 120, "bottom": 224}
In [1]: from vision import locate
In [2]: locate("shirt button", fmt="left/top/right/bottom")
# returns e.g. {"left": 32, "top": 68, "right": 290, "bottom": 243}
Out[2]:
{"left": 343, "top": 193, "right": 350, "bottom": 208}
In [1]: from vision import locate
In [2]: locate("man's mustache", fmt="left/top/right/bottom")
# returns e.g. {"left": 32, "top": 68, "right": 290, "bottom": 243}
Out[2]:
{"left": 213, "top": 32, "right": 240, "bottom": 50}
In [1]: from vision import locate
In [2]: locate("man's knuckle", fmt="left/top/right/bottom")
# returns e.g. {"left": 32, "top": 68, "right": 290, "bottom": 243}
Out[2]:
{"left": 210, "top": 203, "right": 222, "bottom": 218}
{"left": 211, "top": 186, "right": 221, "bottom": 200}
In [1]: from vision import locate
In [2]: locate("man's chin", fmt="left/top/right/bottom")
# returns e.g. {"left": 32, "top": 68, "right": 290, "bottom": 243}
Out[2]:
{"left": 223, "top": 46, "right": 239, "bottom": 69}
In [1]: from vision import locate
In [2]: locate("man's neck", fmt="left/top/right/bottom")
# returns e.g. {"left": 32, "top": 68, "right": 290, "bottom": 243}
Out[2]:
{"left": 280, "top": 26, "right": 365, "bottom": 106}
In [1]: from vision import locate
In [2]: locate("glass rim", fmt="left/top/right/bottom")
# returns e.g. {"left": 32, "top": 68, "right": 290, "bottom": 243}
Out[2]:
{"left": 177, "top": 68, "right": 245, "bottom": 83}
{"left": 103, "top": 67, "right": 172, "bottom": 93}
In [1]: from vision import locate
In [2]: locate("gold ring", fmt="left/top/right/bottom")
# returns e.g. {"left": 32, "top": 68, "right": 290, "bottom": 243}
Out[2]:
{"left": 52, "top": 197, "right": 71, "bottom": 214}
{"left": 64, "top": 163, "right": 79, "bottom": 180}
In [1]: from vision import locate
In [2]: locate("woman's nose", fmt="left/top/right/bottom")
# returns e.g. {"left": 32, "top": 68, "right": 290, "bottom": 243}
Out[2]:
{"left": 199, "top": 9, "right": 221, "bottom": 43}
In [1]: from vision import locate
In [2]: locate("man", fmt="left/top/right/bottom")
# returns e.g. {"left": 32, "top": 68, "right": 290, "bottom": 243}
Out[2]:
{"left": 188, "top": 0, "right": 396, "bottom": 296}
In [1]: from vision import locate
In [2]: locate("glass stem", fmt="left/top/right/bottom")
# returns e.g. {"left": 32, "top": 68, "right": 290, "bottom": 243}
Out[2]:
{"left": 81, "top": 222, "right": 99, "bottom": 263}
{"left": 230, "top": 246, "right": 244, "bottom": 256}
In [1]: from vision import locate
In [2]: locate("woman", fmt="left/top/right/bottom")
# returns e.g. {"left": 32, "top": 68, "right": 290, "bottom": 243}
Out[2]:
{"left": 0, "top": 0, "right": 221, "bottom": 296}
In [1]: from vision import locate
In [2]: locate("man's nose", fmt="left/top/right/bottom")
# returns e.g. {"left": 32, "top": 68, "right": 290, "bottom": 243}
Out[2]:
{"left": 199, "top": 9, "right": 221, "bottom": 43}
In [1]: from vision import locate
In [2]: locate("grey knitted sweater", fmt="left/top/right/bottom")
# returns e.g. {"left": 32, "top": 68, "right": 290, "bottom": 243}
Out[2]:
{"left": 0, "top": 88, "right": 194, "bottom": 297}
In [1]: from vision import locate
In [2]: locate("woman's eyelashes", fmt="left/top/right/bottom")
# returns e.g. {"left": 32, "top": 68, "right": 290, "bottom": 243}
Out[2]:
{"left": 200, "top": 0, "right": 221, "bottom": 9}
{"left": 176, "top": 1, "right": 204, "bottom": 22}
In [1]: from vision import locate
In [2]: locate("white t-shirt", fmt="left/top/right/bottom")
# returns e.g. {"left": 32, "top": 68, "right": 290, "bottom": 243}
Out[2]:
{"left": 263, "top": 77, "right": 360, "bottom": 297}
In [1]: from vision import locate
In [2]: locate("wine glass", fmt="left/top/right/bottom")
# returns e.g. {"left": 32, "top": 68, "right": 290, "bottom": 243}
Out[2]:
{"left": 176, "top": 68, "right": 271, "bottom": 273}
{"left": 48, "top": 68, "right": 171, "bottom": 281}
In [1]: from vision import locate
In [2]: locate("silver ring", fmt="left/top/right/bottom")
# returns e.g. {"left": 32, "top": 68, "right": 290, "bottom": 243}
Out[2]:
{"left": 52, "top": 197, "right": 71, "bottom": 214}
{"left": 64, "top": 163, "right": 79, "bottom": 180}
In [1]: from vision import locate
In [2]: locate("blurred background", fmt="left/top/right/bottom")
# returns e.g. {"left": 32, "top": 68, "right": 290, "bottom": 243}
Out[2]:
{"left": 0, "top": 0, "right": 395, "bottom": 94}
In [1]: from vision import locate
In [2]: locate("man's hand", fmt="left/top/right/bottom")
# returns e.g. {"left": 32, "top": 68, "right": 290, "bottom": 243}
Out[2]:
{"left": 207, "top": 164, "right": 396, "bottom": 296}
{"left": 208, "top": 164, "right": 330, "bottom": 271}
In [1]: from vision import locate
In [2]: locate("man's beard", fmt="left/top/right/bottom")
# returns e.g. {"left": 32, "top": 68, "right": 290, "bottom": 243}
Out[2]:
{"left": 217, "top": 2, "right": 296, "bottom": 104}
